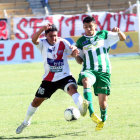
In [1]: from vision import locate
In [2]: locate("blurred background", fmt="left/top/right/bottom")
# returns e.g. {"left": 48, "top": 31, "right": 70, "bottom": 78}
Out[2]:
{"left": 0, "top": 0, "right": 140, "bottom": 64}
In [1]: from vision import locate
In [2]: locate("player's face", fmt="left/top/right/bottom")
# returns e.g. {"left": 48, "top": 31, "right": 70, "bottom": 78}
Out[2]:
{"left": 83, "top": 22, "right": 97, "bottom": 36}
{"left": 46, "top": 31, "right": 58, "bottom": 45}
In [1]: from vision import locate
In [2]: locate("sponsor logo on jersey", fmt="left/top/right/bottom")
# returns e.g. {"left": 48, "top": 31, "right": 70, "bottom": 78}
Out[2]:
{"left": 68, "top": 79, "right": 73, "bottom": 82}
{"left": 48, "top": 48, "right": 52, "bottom": 53}
{"left": 83, "top": 45, "right": 92, "bottom": 50}
{"left": 47, "top": 58, "right": 64, "bottom": 72}
{"left": 57, "top": 50, "right": 64, "bottom": 55}
{"left": 90, "top": 38, "right": 98, "bottom": 46}
{"left": 47, "top": 58, "right": 64, "bottom": 66}
{"left": 82, "top": 40, "right": 89, "bottom": 45}
{"left": 100, "top": 87, "right": 108, "bottom": 90}
{"left": 93, "top": 41, "right": 98, "bottom": 46}
{"left": 83, "top": 44, "right": 95, "bottom": 50}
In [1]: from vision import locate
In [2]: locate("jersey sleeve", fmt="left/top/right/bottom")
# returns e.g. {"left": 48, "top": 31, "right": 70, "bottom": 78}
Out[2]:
{"left": 76, "top": 38, "right": 84, "bottom": 59}
{"left": 106, "top": 31, "right": 120, "bottom": 48}
{"left": 63, "top": 39, "right": 73, "bottom": 55}
{"left": 76, "top": 38, "right": 81, "bottom": 49}
{"left": 78, "top": 48, "right": 84, "bottom": 59}
{"left": 36, "top": 39, "right": 43, "bottom": 52}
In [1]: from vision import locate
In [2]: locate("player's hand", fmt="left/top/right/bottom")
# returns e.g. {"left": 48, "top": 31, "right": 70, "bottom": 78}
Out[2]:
{"left": 70, "top": 45, "right": 77, "bottom": 51}
{"left": 112, "top": 27, "right": 120, "bottom": 32}
{"left": 41, "top": 23, "right": 52, "bottom": 31}
{"left": 71, "top": 49, "right": 79, "bottom": 57}
{"left": 112, "top": 27, "right": 126, "bottom": 41}
{"left": 71, "top": 47, "right": 79, "bottom": 57}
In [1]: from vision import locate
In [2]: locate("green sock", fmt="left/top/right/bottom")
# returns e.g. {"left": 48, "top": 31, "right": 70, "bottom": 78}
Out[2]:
{"left": 84, "top": 88, "right": 94, "bottom": 116}
{"left": 100, "top": 108, "right": 107, "bottom": 122}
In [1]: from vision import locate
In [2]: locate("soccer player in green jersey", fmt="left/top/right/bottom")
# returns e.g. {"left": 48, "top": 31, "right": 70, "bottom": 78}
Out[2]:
{"left": 74, "top": 16, "right": 126, "bottom": 131}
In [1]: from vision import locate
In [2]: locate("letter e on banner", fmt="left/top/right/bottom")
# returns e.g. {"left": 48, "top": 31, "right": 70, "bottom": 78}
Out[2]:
{"left": 0, "top": 44, "right": 4, "bottom": 61}
{"left": 7, "top": 43, "right": 19, "bottom": 61}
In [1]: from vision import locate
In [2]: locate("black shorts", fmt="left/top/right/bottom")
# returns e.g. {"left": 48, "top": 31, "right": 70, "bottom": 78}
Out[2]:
{"left": 35, "top": 76, "right": 76, "bottom": 98}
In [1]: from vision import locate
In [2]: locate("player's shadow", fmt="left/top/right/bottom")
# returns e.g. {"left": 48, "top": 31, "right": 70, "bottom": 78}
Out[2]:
{"left": 0, "top": 131, "right": 85, "bottom": 139}
{"left": 0, "top": 135, "right": 56, "bottom": 139}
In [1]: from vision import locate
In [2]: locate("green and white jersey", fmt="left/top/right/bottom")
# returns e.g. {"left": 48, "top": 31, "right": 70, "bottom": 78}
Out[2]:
{"left": 76, "top": 30, "right": 119, "bottom": 74}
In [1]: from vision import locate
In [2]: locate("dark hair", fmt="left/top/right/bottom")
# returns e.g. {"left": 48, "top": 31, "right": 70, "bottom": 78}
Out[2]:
{"left": 83, "top": 16, "right": 96, "bottom": 23}
{"left": 45, "top": 24, "right": 58, "bottom": 34}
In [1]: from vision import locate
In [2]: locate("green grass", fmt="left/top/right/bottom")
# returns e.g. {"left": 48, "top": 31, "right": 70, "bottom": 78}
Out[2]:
{"left": 0, "top": 56, "right": 140, "bottom": 140}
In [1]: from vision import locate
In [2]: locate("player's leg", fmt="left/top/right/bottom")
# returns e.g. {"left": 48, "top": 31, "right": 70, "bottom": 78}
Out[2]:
{"left": 16, "top": 97, "right": 45, "bottom": 134}
{"left": 98, "top": 94, "right": 108, "bottom": 122}
{"left": 95, "top": 94, "right": 108, "bottom": 131}
{"left": 16, "top": 80, "right": 56, "bottom": 134}
{"left": 23, "top": 97, "right": 46, "bottom": 124}
{"left": 82, "top": 77, "right": 94, "bottom": 116}
{"left": 61, "top": 76, "right": 88, "bottom": 116}
{"left": 78, "top": 71, "right": 100, "bottom": 123}
{"left": 94, "top": 72, "right": 110, "bottom": 131}
{"left": 67, "top": 84, "right": 89, "bottom": 116}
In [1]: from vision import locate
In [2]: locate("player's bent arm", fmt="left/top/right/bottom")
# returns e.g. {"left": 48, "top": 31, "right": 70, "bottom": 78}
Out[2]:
{"left": 112, "top": 27, "right": 126, "bottom": 41}
{"left": 32, "top": 24, "right": 52, "bottom": 45}
{"left": 118, "top": 31, "right": 126, "bottom": 41}
{"left": 75, "top": 56, "right": 83, "bottom": 64}
{"left": 71, "top": 47, "right": 79, "bottom": 57}
{"left": 32, "top": 28, "right": 44, "bottom": 45}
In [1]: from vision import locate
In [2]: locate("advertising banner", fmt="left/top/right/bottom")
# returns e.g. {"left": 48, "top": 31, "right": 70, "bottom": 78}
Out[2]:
{"left": 0, "top": 40, "right": 42, "bottom": 64}
{"left": 110, "top": 32, "right": 139, "bottom": 54}
{"left": 0, "top": 32, "right": 139, "bottom": 64}
{"left": 0, "top": 19, "right": 9, "bottom": 40}
{"left": 13, "top": 12, "right": 137, "bottom": 40}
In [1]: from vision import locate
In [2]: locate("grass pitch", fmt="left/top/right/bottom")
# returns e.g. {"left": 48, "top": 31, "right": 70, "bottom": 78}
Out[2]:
{"left": 0, "top": 56, "right": 140, "bottom": 140}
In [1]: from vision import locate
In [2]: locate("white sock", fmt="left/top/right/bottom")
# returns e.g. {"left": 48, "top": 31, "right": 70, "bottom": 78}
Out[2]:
{"left": 23, "top": 103, "right": 37, "bottom": 125}
{"left": 72, "top": 93, "right": 83, "bottom": 108}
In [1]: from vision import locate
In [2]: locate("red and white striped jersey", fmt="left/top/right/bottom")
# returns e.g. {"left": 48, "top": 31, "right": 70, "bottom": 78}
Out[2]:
{"left": 36, "top": 37, "right": 73, "bottom": 82}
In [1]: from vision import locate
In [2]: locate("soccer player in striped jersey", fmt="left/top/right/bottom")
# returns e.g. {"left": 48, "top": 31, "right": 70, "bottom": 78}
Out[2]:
{"left": 75, "top": 16, "right": 126, "bottom": 131}
{"left": 16, "top": 23, "right": 88, "bottom": 134}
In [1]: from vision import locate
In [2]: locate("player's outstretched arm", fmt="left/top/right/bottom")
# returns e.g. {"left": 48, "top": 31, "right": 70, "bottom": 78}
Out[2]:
{"left": 71, "top": 46, "right": 84, "bottom": 64}
{"left": 71, "top": 46, "right": 79, "bottom": 56}
{"left": 75, "top": 56, "right": 83, "bottom": 64}
{"left": 32, "top": 23, "right": 52, "bottom": 45}
{"left": 70, "top": 46, "right": 83, "bottom": 64}
{"left": 112, "top": 27, "right": 126, "bottom": 41}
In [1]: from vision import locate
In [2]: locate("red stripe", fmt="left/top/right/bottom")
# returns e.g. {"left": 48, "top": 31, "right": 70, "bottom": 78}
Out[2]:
{"left": 56, "top": 41, "right": 65, "bottom": 60}
{"left": 44, "top": 71, "right": 55, "bottom": 81}
{"left": 44, "top": 41, "right": 65, "bottom": 81}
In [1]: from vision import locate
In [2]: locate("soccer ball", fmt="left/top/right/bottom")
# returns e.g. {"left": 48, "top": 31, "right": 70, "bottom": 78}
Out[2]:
{"left": 64, "top": 107, "right": 80, "bottom": 121}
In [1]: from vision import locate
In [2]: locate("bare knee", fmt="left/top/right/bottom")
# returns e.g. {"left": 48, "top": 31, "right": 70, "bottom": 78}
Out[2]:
{"left": 31, "top": 97, "right": 45, "bottom": 107}
{"left": 67, "top": 84, "right": 77, "bottom": 96}
{"left": 82, "top": 77, "right": 91, "bottom": 88}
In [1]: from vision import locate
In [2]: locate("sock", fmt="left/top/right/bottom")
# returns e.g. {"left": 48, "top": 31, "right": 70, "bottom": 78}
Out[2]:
{"left": 100, "top": 107, "right": 107, "bottom": 122}
{"left": 84, "top": 88, "right": 94, "bottom": 116}
{"left": 23, "top": 103, "right": 37, "bottom": 125}
{"left": 72, "top": 93, "right": 83, "bottom": 108}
